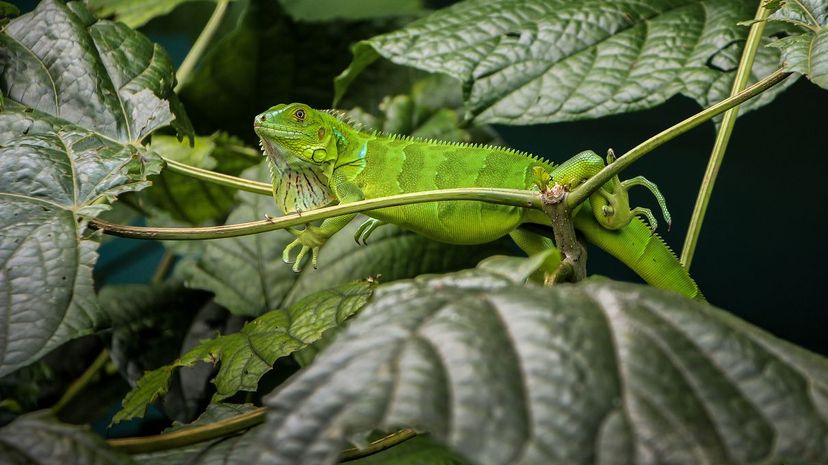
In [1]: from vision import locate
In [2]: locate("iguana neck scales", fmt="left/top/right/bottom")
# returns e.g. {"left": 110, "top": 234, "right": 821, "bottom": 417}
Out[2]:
{"left": 255, "top": 103, "right": 702, "bottom": 300}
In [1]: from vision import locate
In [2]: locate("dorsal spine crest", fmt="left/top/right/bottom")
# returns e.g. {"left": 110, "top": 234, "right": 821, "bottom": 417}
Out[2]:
{"left": 322, "top": 108, "right": 552, "bottom": 167}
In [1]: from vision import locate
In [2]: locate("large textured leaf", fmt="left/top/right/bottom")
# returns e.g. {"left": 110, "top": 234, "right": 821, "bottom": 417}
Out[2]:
{"left": 251, "top": 272, "right": 828, "bottom": 465}
{"left": 0, "top": 411, "right": 136, "bottom": 465}
{"left": 768, "top": 0, "right": 828, "bottom": 89}
{"left": 0, "top": 0, "right": 190, "bottom": 376}
{"left": 0, "top": 0, "right": 192, "bottom": 141}
{"left": 335, "top": 0, "right": 793, "bottom": 124}
{"left": 112, "top": 281, "right": 373, "bottom": 424}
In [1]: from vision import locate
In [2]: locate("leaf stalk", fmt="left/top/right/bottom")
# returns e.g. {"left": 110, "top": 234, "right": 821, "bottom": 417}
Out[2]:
{"left": 680, "top": 2, "right": 773, "bottom": 269}
{"left": 174, "top": 0, "right": 230, "bottom": 91}
{"left": 51, "top": 350, "right": 111, "bottom": 415}
{"left": 162, "top": 156, "right": 272, "bottom": 195}
{"left": 108, "top": 407, "right": 265, "bottom": 453}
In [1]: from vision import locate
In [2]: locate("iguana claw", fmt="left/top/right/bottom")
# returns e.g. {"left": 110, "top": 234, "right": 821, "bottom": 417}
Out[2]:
{"left": 354, "top": 218, "right": 385, "bottom": 244}
{"left": 631, "top": 207, "right": 658, "bottom": 234}
{"left": 283, "top": 226, "right": 328, "bottom": 271}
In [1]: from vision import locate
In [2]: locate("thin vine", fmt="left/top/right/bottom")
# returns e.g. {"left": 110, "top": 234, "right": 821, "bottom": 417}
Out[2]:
{"left": 680, "top": 1, "right": 773, "bottom": 269}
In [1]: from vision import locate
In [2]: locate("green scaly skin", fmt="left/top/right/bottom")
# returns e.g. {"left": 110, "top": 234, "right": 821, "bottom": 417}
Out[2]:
{"left": 254, "top": 103, "right": 703, "bottom": 301}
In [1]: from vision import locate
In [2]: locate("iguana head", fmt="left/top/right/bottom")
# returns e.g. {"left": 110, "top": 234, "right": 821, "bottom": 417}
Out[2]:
{"left": 254, "top": 103, "right": 338, "bottom": 166}
{"left": 254, "top": 103, "right": 336, "bottom": 213}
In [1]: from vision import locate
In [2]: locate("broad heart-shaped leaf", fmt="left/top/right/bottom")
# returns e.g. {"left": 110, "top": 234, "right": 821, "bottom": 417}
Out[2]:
{"left": 0, "top": 411, "right": 136, "bottom": 465}
{"left": 0, "top": 0, "right": 192, "bottom": 142}
{"left": 0, "top": 0, "right": 191, "bottom": 376}
{"left": 252, "top": 274, "right": 828, "bottom": 465}
{"left": 112, "top": 280, "right": 374, "bottom": 424}
{"left": 768, "top": 0, "right": 828, "bottom": 89}
{"left": 0, "top": 106, "right": 161, "bottom": 377}
{"left": 335, "top": 0, "right": 794, "bottom": 124}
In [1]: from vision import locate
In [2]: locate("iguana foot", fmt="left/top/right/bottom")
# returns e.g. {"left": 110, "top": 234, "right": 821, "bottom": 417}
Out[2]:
{"left": 354, "top": 218, "right": 385, "bottom": 244}
{"left": 631, "top": 207, "right": 658, "bottom": 234}
{"left": 283, "top": 225, "right": 329, "bottom": 271}
{"left": 621, "top": 176, "right": 671, "bottom": 231}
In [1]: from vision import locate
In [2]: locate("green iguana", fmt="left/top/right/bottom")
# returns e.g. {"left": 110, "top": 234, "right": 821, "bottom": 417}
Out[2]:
{"left": 254, "top": 103, "right": 703, "bottom": 301}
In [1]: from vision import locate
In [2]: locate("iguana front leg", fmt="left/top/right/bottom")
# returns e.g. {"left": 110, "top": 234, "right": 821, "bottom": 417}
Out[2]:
{"left": 282, "top": 174, "right": 363, "bottom": 271}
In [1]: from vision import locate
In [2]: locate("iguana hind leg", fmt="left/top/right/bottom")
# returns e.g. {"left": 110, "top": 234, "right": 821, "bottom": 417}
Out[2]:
{"left": 621, "top": 176, "right": 671, "bottom": 231}
{"left": 509, "top": 228, "right": 561, "bottom": 283}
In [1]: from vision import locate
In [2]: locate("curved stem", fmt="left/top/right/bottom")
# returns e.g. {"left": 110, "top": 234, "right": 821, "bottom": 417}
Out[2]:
{"left": 174, "top": 0, "right": 230, "bottom": 91}
{"left": 566, "top": 68, "right": 790, "bottom": 209}
{"left": 108, "top": 401, "right": 414, "bottom": 461}
{"left": 680, "top": 2, "right": 772, "bottom": 269}
{"left": 52, "top": 350, "right": 110, "bottom": 415}
{"left": 163, "top": 157, "right": 272, "bottom": 195}
{"left": 340, "top": 429, "right": 418, "bottom": 461}
{"left": 108, "top": 407, "right": 265, "bottom": 453}
{"left": 152, "top": 250, "right": 175, "bottom": 283}
{"left": 90, "top": 188, "right": 541, "bottom": 240}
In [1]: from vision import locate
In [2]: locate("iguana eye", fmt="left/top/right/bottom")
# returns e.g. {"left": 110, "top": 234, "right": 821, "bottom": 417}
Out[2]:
{"left": 294, "top": 109, "right": 306, "bottom": 121}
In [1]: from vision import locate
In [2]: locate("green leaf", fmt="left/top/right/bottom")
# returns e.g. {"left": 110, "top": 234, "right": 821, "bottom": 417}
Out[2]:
{"left": 0, "top": 0, "right": 192, "bottom": 142}
{"left": 251, "top": 272, "right": 828, "bottom": 465}
{"left": 133, "top": 403, "right": 260, "bottom": 465}
{"left": 86, "top": 0, "right": 224, "bottom": 28}
{"left": 0, "top": 411, "right": 136, "bottom": 465}
{"left": 279, "top": 0, "right": 424, "bottom": 22}
{"left": 768, "top": 1, "right": 828, "bottom": 89}
{"left": 112, "top": 280, "right": 374, "bottom": 424}
{"left": 138, "top": 133, "right": 260, "bottom": 224}
{"left": 335, "top": 0, "right": 793, "bottom": 124}
{"left": 0, "top": 0, "right": 190, "bottom": 376}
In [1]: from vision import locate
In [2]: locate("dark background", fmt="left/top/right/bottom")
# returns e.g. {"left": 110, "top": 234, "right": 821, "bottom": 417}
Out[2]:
{"left": 11, "top": 0, "right": 828, "bottom": 359}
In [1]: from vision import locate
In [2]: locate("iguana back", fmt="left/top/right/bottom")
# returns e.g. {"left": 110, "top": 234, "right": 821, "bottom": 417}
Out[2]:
{"left": 343, "top": 134, "right": 553, "bottom": 243}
